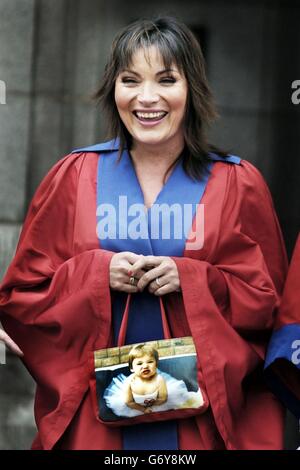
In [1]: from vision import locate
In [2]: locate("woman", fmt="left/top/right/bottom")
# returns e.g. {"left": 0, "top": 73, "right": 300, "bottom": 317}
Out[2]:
{"left": 265, "top": 234, "right": 300, "bottom": 419}
{"left": 0, "top": 16, "right": 288, "bottom": 450}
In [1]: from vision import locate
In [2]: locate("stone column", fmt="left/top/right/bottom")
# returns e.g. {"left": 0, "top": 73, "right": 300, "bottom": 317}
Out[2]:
{"left": 0, "top": 0, "right": 36, "bottom": 450}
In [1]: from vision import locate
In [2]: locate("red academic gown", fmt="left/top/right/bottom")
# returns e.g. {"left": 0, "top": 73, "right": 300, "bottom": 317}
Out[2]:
{"left": 264, "top": 234, "right": 300, "bottom": 414}
{"left": 0, "top": 150, "right": 288, "bottom": 450}
{"left": 276, "top": 235, "right": 300, "bottom": 328}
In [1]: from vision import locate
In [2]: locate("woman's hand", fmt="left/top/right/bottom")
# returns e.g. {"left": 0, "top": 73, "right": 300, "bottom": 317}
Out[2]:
{"left": 131, "top": 255, "right": 181, "bottom": 296}
{"left": 109, "top": 251, "right": 147, "bottom": 293}
{"left": 0, "top": 328, "right": 23, "bottom": 357}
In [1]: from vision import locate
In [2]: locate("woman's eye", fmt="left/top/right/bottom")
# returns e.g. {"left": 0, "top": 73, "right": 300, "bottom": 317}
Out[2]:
{"left": 120, "top": 77, "right": 176, "bottom": 84}
{"left": 160, "top": 77, "right": 176, "bottom": 84}
{"left": 121, "top": 78, "right": 137, "bottom": 84}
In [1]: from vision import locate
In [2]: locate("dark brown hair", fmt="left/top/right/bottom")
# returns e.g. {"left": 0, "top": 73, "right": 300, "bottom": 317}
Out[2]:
{"left": 94, "top": 16, "right": 227, "bottom": 180}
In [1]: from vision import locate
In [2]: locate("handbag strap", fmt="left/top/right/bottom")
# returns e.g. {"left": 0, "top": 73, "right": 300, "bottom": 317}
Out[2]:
{"left": 117, "top": 295, "right": 171, "bottom": 347}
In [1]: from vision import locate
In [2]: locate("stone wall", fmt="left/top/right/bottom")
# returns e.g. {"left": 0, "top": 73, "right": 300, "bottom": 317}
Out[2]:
{"left": 0, "top": 0, "right": 37, "bottom": 450}
{"left": 95, "top": 337, "right": 195, "bottom": 368}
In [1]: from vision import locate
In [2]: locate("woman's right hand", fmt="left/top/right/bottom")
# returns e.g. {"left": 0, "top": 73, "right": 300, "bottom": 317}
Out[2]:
{"left": 109, "top": 252, "right": 146, "bottom": 293}
{"left": 0, "top": 327, "right": 24, "bottom": 357}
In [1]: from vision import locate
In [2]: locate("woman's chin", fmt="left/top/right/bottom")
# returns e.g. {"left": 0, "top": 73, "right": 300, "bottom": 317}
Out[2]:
{"left": 131, "top": 133, "right": 168, "bottom": 147}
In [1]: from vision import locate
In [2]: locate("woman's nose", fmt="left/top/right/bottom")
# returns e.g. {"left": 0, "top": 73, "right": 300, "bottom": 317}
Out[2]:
{"left": 137, "top": 83, "right": 159, "bottom": 104}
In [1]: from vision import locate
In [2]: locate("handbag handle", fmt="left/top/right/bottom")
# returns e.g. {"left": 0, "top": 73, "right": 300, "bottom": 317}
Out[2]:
{"left": 117, "top": 294, "right": 171, "bottom": 347}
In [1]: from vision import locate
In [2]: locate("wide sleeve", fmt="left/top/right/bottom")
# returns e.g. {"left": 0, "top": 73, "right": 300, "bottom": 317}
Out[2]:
{"left": 0, "top": 152, "right": 114, "bottom": 449}
{"left": 170, "top": 160, "right": 288, "bottom": 449}
{"left": 264, "top": 234, "right": 300, "bottom": 418}
{"left": 173, "top": 160, "right": 288, "bottom": 338}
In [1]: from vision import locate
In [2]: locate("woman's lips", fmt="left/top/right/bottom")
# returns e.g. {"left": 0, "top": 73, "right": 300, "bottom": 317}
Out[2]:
{"left": 132, "top": 111, "right": 168, "bottom": 127}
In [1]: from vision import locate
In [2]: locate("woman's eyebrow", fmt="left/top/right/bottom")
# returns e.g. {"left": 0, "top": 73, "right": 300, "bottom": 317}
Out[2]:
{"left": 121, "top": 68, "right": 177, "bottom": 76}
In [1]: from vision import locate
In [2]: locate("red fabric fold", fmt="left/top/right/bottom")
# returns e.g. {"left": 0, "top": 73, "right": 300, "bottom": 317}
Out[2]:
{"left": 0, "top": 153, "right": 118, "bottom": 449}
{"left": 275, "top": 234, "right": 300, "bottom": 329}
{"left": 170, "top": 160, "right": 288, "bottom": 449}
{"left": 0, "top": 153, "right": 287, "bottom": 449}
{"left": 267, "top": 234, "right": 300, "bottom": 404}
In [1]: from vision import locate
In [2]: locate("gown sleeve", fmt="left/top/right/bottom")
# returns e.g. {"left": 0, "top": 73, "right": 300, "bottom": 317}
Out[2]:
{"left": 170, "top": 160, "right": 288, "bottom": 449}
{"left": 173, "top": 160, "right": 288, "bottom": 338}
{"left": 0, "top": 152, "right": 114, "bottom": 449}
{"left": 264, "top": 234, "right": 300, "bottom": 418}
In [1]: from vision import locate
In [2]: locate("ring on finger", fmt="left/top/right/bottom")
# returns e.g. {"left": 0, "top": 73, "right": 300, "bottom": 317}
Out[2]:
{"left": 129, "top": 276, "right": 137, "bottom": 286}
{"left": 155, "top": 277, "right": 162, "bottom": 287}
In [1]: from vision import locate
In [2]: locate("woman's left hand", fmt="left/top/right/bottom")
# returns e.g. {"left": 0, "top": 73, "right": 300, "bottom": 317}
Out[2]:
{"left": 130, "top": 255, "right": 181, "bottom": 296}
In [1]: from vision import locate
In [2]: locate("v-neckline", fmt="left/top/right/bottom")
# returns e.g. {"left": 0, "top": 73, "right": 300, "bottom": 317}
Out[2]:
{"left": 97, "top": 146, "right": 215, "bottom": 257}
{"left": 126, "top": 150, "right": 182, "bottom": 211}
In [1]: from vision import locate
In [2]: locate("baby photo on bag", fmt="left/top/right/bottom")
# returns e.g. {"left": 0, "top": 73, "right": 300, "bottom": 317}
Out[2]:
{"left": 91, "top": 337, "right": 208, "bottom": 425}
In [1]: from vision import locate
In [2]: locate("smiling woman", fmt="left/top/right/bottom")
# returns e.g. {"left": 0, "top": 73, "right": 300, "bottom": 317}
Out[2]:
{"left": 95, "top": 16, "right": 225, "bottom": 183}
{"left": 0, "top": 16, "right": 288, "bottom": 450}
{"left": 114, "top": 46, "right": 187, "bottom": 156}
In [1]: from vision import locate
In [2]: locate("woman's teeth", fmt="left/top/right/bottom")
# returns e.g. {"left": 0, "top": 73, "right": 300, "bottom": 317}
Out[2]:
{"left": 135, "top": 111, "right": 167, "bottom": 121}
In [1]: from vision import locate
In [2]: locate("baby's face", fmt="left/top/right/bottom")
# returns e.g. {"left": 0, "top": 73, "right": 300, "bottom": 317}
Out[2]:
{"left": 131, "top": 354, "right": 157, "bottom": 379}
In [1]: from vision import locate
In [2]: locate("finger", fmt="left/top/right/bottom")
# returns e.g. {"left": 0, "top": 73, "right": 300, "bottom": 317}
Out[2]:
{"left": 122, "top": 285, "right": 139, "bottom": 293}
{"left": 111, "top": 278, "right": 139, "bottom": 293}
{"left": 130, "top": 255, "right": 147, "bottom": 274}
{"left": 124, "top": 274, "right": 140, "bottom": 291}
{"left": 139, "top": 265, "right": 165, "bottom": 284}
{"left": 119, "top": 263, "right": 139, "bottom": 275}
{"left": 131, "top": 256, "right": 162, "bottom": 274}
{"left": 123, "top": 252, "right": 143, "bottom": 264}
{"left": 137, "top": 265, "right": 166, "bottom": 291}
{"left": 134, "top": 269, "right": 148, "bottom": 280}
{"left": 0, "top": 334, "right": 24, "bottom": 357}
{"left": 112, "top": 266, "right": 142, "bottom": 284}
{"left": 148, "top": 275, "right": 169, "bottom": 294}
{"left": 153, "top": 284, "right": 174, "bottom": 296}
{"left": 137, "top": 267, "right": 166, "bottom": 291}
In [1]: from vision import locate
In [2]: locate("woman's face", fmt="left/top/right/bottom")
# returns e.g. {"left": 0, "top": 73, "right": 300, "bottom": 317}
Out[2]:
{"left": 115, "top": 46, "right": 188, "bottom": 151}
{"left": 131, "top": 354, "right": 157, "bottom": 379}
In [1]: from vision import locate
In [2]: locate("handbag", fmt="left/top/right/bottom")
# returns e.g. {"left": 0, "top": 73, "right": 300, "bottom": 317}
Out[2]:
{"left": 90, "top": 294, "right": 209, "bottom": 426}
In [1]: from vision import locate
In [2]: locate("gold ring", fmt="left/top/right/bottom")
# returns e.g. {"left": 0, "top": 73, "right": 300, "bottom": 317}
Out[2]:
{"left": 129, "top": 276, "right": 136, "bottom": 285}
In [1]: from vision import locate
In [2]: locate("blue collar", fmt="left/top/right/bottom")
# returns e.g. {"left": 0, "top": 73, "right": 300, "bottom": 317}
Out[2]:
{"left": 72, "top": 138, "right": 122, "bottom": 154}
{"left": 72, "top": 138, "right": 241, "bottom": 165}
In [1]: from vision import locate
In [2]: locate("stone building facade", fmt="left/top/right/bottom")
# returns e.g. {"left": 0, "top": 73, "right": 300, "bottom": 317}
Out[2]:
{"left": 0, "top": 0, "right": 299, "bottom": 450}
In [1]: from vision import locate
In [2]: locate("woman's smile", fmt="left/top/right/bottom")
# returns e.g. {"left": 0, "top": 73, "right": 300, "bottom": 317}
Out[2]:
{"left": 114, "top": 45, "right": 187, "bottom": 149}
{"left": 133, "top": 109, "right": 168, "bottom": 126}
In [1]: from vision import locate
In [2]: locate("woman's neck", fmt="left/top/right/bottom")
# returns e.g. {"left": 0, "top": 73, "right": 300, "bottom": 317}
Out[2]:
{"left": 130, "top": 139, "right": 184, "bottom": 170}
